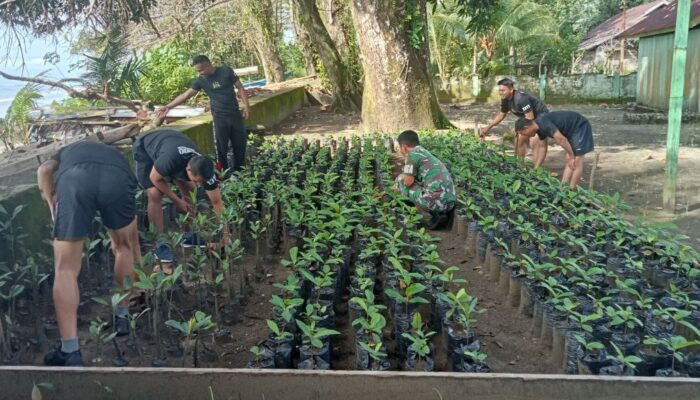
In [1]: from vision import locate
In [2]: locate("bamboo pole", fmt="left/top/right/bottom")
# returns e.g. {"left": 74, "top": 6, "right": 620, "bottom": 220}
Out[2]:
{"left": 588, "top": 152, "right": 601, "bottom": 190}
{"left": 663, "top": 0, "right": 691, "bottom": 212}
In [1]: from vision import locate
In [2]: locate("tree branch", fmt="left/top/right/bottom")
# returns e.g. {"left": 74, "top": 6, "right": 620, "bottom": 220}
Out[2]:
{"left": 181, "top": 0, "right": 235, "bottom": 33}
{"left": 0, "top": 70, "right": 144, "bottom": 112}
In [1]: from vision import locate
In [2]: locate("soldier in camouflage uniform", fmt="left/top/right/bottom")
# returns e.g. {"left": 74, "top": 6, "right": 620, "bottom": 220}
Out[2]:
{"left": 394, "top": 130, "right": 456, "bottom": 230}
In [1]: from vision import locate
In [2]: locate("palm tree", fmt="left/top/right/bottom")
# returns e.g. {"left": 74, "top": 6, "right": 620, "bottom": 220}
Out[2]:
{"left": 430, "top": 0, "right": 559, "bottom": 77}
{"left": 2, "top": 82, "right": 42, "bottom": 148}
{"left": 81, "top": 25, "right": 145, "bottom": 99}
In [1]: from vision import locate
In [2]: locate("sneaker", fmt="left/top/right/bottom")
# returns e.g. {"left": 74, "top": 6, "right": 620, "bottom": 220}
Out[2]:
{"left": 44, "top": 348, "right": 83, "bottom": 367}
{"left": 115, "top": 316, "right": 129, "bottom": 337}
{"left": 155, "top": 243, "right": 174, "bottom": 263}
{"left": 182, "top": 232, "right": 207, "bottom": 248}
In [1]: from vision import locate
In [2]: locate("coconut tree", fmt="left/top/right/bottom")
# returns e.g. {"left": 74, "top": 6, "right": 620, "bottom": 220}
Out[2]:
{"left": 80, "top": 25, "right": 145, "bottom": 99}
{"left": 2, "top": 83, "right": 42, "bottom": 148}
{"left": 429, "top": 0, "right": 559, "bottom": 77}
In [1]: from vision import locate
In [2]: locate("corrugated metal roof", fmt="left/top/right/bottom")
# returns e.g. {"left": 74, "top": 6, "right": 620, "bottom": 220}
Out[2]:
{"left": 619, "top": 0, "right": 700, "bottom": 38}
{"left": 578, "top": 0, "right": 670, "bottom": 50}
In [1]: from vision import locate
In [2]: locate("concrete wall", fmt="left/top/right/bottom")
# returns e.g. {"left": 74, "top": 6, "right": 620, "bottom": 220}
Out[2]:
{"left": 154, "top": 86, "right": 307, "bottom": 154}
{"left": 637, "top": 28, "right": 700, "bottom": 112}
{"left": 1, "top": 367, "right": 698, "bottom": 400}
{"left": 438, "top": 73, "right": 637, "bottom": 104}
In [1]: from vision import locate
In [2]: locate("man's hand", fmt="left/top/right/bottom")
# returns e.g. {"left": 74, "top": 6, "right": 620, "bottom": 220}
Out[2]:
{"left": 241, "top": 106, "right": 250, "bottom": 119}
{"left": 157, "top": 106, "right": 170, "bottom": 119}
{"left": 479, "top": 127, "right": 489, "bottom": 139}
{"left": 174, "top": 198, "right": 192, "bottom": 214}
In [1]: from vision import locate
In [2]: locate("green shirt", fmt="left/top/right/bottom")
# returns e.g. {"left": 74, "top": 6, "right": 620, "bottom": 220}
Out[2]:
{"left": 402, "top": 146, "right": 456, "bottom": 201}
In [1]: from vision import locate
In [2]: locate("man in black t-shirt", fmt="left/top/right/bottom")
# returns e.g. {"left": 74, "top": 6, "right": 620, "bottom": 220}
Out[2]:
{"left": 37, "top": 142, "right": 142, "bottom": 366}
{"left": 133, "top": 129, "right": 226, "bottom": 262}
{"left": 158, "top": 55, "right": 251, "bottom": 175}
{"left": 481, "top": 78, "right": 550, "bottom": 167}
{"left": 515, "top": 111, "right": 595, "bottom": 188}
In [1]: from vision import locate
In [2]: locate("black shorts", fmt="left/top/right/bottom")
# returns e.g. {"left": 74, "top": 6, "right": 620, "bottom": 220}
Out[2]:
{"left": 570, "top": 122, "right": 594, "bottom": 156}
{"left": 53, "top": 163, "right": 137, "bottom": 240}
{"left": 133, "top": 137, "right": 156, "bottom": 190}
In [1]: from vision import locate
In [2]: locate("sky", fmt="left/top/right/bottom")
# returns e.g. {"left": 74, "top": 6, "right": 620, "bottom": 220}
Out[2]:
{"left": 0, "top": 34, "right": 84, "bottom": 116}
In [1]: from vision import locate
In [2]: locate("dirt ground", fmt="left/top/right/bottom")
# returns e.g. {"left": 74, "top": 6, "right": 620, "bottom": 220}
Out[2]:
{"left": 273, "top": 103, "right": 700, "bottom": 248}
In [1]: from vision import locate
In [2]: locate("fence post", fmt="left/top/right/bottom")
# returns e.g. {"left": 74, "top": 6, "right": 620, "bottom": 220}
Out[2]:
{"left": 538, "top": 67, "right": 547, "bottom": 102}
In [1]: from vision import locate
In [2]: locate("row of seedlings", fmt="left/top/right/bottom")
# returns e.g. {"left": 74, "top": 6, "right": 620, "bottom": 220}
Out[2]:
{"left": 422, "top": 130, "right": 700, "bottom": 377}
{"left": 248, "top": 135, "right": 489, "bottom": 371}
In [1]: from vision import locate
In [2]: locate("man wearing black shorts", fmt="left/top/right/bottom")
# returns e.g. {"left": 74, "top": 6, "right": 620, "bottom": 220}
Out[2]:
{"left": 515, "top": 111, "right": 595, "bottom": 188}
{"left": 481, "top": 78, "right": 550, "bottom": 167}
{"left": 158, "top": 55, "right": 251, "bottom": 175}
{"left": 133, "top": 128, "right": 226, "bottom": 261}
{"left": 37, "top": 141, "right": 142, "bottom": 366}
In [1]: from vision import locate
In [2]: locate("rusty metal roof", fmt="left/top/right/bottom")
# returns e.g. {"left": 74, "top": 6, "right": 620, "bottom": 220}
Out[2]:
{"left": 619, "top": 0, "right": 700, "bottom": 38}
{"left": 578, "top": 0, "right": 670, "bottom": 50}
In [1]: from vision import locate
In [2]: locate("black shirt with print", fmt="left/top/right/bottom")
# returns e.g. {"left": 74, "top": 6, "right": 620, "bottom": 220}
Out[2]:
{"left": 140, "top": 129, "right": 219, "bottom": 191}
{"left": 500, "top": 90, "right": 549, "bottom": 118}
{"left": 191, "top": 66, "right": 240, "bottom": 118}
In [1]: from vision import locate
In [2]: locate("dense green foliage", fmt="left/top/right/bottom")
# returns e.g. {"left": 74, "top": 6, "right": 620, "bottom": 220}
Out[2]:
{"left": 138, "top": 43, "right": 198, "bottom": 105}
{"left": 431, "top": 0, "right": 657, "bottom": 77}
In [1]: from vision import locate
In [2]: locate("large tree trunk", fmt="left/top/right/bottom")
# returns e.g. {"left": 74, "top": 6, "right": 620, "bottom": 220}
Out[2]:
{"left": 244, "top": 0, "right": 285, "bottom": 83}
{"left": 253, "top": 39, "right": 285, "bottom": 83}
{"left": 295, "top": 0, "right": 361, "bottom": 112}
{"left": 290, "top": 0, "right": 317, "bottom": 75}
{"left": 320, "top": 0, "right": 350, "bottom": 58}
{"left": 350, "top": 0, "right": 447, "bottom": 132}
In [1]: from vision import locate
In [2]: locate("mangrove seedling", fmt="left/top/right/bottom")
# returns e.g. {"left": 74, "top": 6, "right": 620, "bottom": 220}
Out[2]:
{"left": 296, "top": 319, "right": 340, "bottom": 349}
{"left": 165, "top": 310, "right": 216, "bottom": 367}
{"left": 89, "top": 318, "right": 118, "bottom": 361}
{"left": 401, "top": 313, "right": 436, "bottom": 359}
{"left": 606, "top": 342, "right": 642, "bottom": 374}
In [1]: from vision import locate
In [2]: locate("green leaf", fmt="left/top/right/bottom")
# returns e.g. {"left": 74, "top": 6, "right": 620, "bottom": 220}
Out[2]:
{"left": 405, "top": 283, "right": 426, "bottom": 298}
{"left": 266, "top": 319, "right": 281, "bottom": 336}
{"left": 409, "top": 296, "right": 430, "bottom": 304}
{"left": 511, "top": 180, "right": 522, "bottom": 193}
{"left": 92, "top": 297, "right": 109, "bottom": 306}
{"left": 32, "top": 384, "right": 42, "bottom": 400}
{"left": 165, "top": 320, "right": 188, "bottom": 335}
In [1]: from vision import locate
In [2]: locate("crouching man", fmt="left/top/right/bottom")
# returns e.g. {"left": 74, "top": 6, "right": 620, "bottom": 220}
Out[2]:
{"left": 515, "top": 110, "right": 595, "bottom": 188}
{"left": 394, "top": 130, "right": 456, "bottom": 230}
{"left": 133, "top": 128, "right": 226, "bottom": 263}
{"left": 37, "top": 141, "right": 141, "bottom": 366}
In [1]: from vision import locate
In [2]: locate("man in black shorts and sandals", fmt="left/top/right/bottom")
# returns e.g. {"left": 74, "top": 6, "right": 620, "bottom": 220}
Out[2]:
{"left": 133, "top": 128, "right": 226, "bottom": 263}
{"left": 515, "top": 111, "right": 595, "bottom": 188}
{"left": 158, "top": 55, "right": 251, "bottom": 176}
{"left": 481, "top": 78, "right": 550, "bottom": 167}
{"left": 37, "top": 141, "right": 142, "bottom": 366}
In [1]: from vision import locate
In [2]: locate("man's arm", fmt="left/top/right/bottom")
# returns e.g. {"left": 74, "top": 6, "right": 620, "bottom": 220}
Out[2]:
{"left": 481, "top": 112, "right": 507, "bottom": 137}
{"left": 205, "top": 188, "right": 229, "bottom": 243}
{"left": 205, "top": 188, "right": 225, "bottom": 215}
{"left": 552, "top": 131, "right": 576, "bottom": 169}
{"left": 37, "top": 160, "right": 59, "bottom": 218}
{"left": 524, "top": 111, "right": 535, "bottom": 120}
{"left": 149, "top": 167, "right": 190, "bottom": 212}
{"left": 157, "top": 88, "right": 199, "bottom": 118}
{"left": 234, "top": 80, "right": 251, "bottom": 119}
